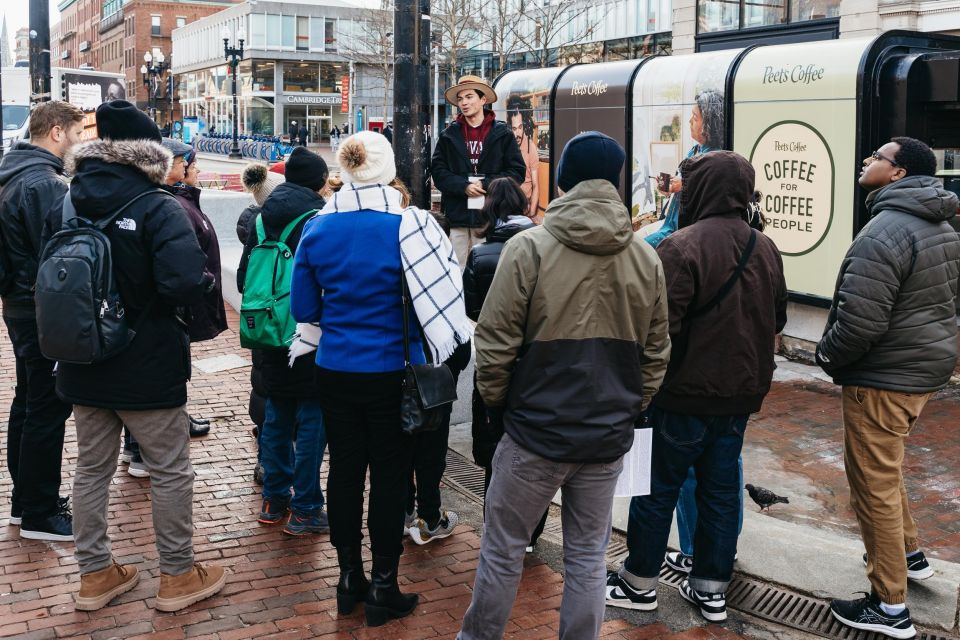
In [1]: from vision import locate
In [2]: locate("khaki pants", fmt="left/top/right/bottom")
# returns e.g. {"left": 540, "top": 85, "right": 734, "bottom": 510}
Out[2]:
{"left": 841, "top": 386, "right": 931, "bottom": 604}
{"left": 450, "top": 227, "right": 484, "bottom": 271}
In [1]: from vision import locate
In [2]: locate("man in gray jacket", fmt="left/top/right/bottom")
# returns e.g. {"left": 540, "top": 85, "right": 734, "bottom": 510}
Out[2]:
{"left": 818, "top": 137, "right": 960, "bottom": 640}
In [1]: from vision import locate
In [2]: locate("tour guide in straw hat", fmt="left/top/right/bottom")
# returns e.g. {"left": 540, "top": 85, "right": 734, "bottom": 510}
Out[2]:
{"left": 431, "top": 75, "right": 525, "bottom": 266}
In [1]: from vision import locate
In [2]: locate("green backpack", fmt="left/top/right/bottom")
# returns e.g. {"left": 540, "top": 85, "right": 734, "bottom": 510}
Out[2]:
{"left": 239, "top": 210, "right": 316, "bottom": 349}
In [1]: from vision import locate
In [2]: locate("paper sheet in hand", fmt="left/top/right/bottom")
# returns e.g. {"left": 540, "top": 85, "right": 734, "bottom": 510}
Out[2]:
{"left": 468, "top": 176, "right": 485, "bottom": 210}
{"left": 614, "top": 428, "right": 652, "bottom": 497}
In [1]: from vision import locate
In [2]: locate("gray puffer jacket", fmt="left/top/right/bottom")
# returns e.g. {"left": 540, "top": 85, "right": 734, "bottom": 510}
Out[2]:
{"left": 817, "top": 175, "right": 960, "bottom": 392}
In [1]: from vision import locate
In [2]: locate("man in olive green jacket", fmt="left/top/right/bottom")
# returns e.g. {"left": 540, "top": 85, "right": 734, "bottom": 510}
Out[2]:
{"left": 458, "top": 131, "right": 671, "bottom": 640}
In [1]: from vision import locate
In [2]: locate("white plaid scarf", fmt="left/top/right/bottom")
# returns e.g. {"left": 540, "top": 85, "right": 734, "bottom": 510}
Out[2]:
{"left": 319, "top": 183, "right": 473, "bottom": 363}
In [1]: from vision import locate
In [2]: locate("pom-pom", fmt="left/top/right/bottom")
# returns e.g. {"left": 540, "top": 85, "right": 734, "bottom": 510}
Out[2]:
{"left": 339, "top": 139, "right": 367, "bottom": 170}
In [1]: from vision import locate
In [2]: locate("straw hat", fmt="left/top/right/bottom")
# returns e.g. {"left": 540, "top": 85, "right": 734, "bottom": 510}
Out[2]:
{"left": 444, "top": 75, "right": 498, "bottom": 106}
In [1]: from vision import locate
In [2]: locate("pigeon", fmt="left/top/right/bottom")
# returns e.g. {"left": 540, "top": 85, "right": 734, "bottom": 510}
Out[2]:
{"left": 745, "top": 484, "right": 789, "bottom": 512}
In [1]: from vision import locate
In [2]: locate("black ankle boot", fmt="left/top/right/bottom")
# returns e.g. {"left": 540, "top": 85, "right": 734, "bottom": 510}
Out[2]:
{"left": 365, "top": 554, "right": 418, "bottom": 626}
{"left": 336, "top": 546, "right": 369, "bottom": 615}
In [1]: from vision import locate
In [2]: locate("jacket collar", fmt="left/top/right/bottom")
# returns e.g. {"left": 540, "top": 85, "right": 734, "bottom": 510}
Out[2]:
{"left": 65, "top": 139, "right": 173, "bottom": 185}
{"left": 442, "top": 119, "right": 509, "bottom": 169}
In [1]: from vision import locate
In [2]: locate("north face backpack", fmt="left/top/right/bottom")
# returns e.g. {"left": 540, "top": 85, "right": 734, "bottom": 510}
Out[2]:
{"left": 35, "top": 189, "right": 167, "bottom": 364}
{"left": 239, "top": 210, "right": 316, "bottom": 349}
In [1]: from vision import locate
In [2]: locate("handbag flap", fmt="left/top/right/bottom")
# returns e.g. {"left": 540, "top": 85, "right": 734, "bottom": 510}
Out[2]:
{"left": 410, "top": 363, "right": 457, "bottom": 409}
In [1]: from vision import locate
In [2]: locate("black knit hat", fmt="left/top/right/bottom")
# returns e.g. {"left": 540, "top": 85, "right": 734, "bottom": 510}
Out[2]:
{"left": 285, "top": 147, "right": 328, "bottom": 191}
{"left": 95, "top": 100, "right": 161, "bottom": 143}
{"left": 556, "top": 131, "right": 625, "bottom": 192}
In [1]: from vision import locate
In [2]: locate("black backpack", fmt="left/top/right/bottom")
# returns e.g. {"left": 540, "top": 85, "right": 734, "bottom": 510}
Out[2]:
{"left": 35, "top": 189, "right": 167, "bottom": 364}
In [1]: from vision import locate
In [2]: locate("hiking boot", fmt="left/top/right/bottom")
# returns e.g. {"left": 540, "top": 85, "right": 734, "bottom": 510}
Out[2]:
{"left": 605, "top": 570, "right": 657, "bottom": 611}
{"left": 283, "top": 510, "right": 330, "bottom": 536}
{"left": 365, "top": 554, "right": 418, "bottom": 626}
{"left": 258, "top": 497, "right": 290, "bottom": 524}
{"left": 402, "top": 509, "right": 416, "bottom": 537}
{"left": 409, "top": 510, "right": 458, "bottom": 545}
{"left": 665, "top": 551, "right": 694, "bottom": 573}
{"left": 21, "top": 498, "right": 73, "bottom": 542}
{"left": 679, "top": 579, "right": 727, "bottom": 621}
{"left": 862, "top": 552, "right": 934, "bottom": 581}
{"left": 128, "top": 452, "right": 150, "bottom": 478}
{"left": 156, "top": 563, "right": 227, "bottom": 612}
{"left": 75, "top": 562, "right": 140, "bottom": 611}
{"left": 831, "top": 592, "right": 916, "bottom": 639}
{"left": 336, "top": 545, "right": 370, "bottom": 615}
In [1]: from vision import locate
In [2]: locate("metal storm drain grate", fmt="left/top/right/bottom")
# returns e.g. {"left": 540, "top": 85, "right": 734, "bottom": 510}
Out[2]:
{"left": 442, "top": 449, "right": 958, "bottom": 640}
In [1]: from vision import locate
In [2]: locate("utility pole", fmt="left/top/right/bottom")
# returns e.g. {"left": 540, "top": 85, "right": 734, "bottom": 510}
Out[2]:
{"left": 29, "top": 0, "right": 51, "bottom": 103}
{"left": 393, "top": 0, "right": 431, "bottom": 209}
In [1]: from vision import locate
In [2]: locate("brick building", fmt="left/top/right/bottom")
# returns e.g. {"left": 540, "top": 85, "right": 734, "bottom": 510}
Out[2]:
{"left": 14, "top": 27, "right": 30, "bottom": 62}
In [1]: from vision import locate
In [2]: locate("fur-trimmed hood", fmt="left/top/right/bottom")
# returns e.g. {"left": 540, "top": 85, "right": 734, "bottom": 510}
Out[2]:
{"left": 65, "top": 138, "right": 172, "bottom": 185}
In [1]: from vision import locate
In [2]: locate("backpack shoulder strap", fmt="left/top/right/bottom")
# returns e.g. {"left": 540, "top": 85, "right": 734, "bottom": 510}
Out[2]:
{"left": 255, "top": 214, "right": 266, "bottom": 244}
{"left": 688, "top": 229, "right": 757, "bottom": 319}
{"left": 61, "top": 193, "right": 78, "bottom": 226}
{"left": 278, "top": 210, "right": 317, "bottom": 245}
{"left": 93, "top": 189, "right": 171, "bottom": 231}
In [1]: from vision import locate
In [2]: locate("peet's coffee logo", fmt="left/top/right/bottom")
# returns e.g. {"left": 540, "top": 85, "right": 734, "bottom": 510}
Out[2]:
{"left": 750, "top": 121, "right": 834, "bottom": 256}
{"left": 762, "top": 64, "right": 825, "bottom": 86}
{"left": 570, "top": 80, "right": 608, "bottom": 96}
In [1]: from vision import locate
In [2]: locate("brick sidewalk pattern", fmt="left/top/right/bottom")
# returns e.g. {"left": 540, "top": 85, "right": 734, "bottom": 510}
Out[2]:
{"left": 0, "top": 310, "right": 754, "bottom": 640}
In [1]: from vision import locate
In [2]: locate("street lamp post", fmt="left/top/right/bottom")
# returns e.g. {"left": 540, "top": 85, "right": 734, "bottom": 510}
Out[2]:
{"left": 222, "top": 26, "right": 245, "bottom": 160}
{"left": 141, "top": 50, "right": 168, "bottom": 125}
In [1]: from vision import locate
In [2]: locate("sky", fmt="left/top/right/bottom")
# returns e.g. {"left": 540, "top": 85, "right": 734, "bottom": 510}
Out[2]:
{"left": 3, "top": 0, "right": 61, "bottom": 36}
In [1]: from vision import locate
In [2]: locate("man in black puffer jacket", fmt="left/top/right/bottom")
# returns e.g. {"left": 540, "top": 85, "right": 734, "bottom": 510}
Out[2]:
{"left": 819, "top": 137, "right": 960, "bottom": 639}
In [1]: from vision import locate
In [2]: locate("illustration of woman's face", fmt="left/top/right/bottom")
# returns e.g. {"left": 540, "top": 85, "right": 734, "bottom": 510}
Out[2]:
{"left": 690, "top": 105, "right": 706, "bottom": 145}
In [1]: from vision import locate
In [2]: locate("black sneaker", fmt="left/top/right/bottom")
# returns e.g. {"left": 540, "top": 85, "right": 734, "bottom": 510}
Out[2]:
{"left": 861, "top": 552, "right": 934, "bottom": 581}
{"left": 665, "top": 551, "right": 694, "bottom": 573}
{"left": 831, "top": 592, "right": 916, "bottom": 639}
{"left": 20, "top": 498, "right": 73, "bottom": 542}
{"left": 605, "top": 570, "right": 657, "bottom": 611}
{"left": 679, "top": 579, "right": 726, "bottom": 621}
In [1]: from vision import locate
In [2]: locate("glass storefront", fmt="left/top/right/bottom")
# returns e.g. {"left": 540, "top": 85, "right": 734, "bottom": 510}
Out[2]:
{"left": 698, "top": 0, "right": 838, "bottom": 32}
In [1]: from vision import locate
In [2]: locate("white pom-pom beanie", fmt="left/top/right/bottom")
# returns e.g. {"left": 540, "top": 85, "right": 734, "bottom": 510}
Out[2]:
{"left": 337, "top": 131, "right": 397, "bottom": 186}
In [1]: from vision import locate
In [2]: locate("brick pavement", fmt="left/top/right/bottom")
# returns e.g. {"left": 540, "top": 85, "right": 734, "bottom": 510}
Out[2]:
{"left": 0, "top": 310, "right": 758, "bottom": 640}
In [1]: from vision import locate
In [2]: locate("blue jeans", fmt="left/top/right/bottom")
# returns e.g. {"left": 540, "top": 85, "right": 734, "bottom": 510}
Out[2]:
{"left": 677, "top": 457, "right": 744, "bottom": 557}
{"left": 625, "top": 406, "right": 747, "bottom": 593}
{"left": 262, "top": 398, "right": 327, "bottom": 514}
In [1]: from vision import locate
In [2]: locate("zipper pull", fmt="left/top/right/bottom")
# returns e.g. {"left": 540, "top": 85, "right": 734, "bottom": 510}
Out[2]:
{"left": 100, "top": 299, "right": 109, "bottom": 318}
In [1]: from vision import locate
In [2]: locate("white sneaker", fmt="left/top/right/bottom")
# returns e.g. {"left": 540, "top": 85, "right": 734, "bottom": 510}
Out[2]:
{"left": 409, "top": 510, "right": 458, "bottom": 545}
{"left": 403, "top": 509, "right": 416, "bottom": 537}
{"left": 128, "top": 459, "right": 150, "bottom": 478}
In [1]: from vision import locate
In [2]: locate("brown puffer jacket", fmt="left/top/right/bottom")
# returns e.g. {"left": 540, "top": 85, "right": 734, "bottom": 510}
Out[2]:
{"left": 653, "top": 151, "right": 788, "bottom": 416}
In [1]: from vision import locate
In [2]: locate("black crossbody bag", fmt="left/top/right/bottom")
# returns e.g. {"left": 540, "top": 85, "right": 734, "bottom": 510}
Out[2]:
{"left": 399, "top": 274, "right": 458, "bottom": 435}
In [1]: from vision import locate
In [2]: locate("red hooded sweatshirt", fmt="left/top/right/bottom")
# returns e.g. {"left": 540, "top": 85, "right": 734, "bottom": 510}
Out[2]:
{"left": 457, "top": 110, "right": 496, "bottom": 174}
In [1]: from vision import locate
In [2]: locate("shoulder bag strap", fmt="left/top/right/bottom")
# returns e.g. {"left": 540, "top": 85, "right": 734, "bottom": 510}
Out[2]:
{"left": 688, "top": 229, "right": 757, "bottom": 319}
{"left": 401, "top": 270, "right": 412, "bottom": 367}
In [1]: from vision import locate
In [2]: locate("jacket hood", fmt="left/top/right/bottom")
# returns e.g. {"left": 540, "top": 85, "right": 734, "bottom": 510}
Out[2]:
{"left": 66, "top": 139, "right": 172, "bottom": 185}
{"left": 542, "top": 179, "right": 632, "bottom": 256}
{"left": 866, "top": 175, "right": 959, "bottom": 223}
{"left": 0, "top": 143, "right": 64, "bottom": 184}
{"left": 455, "top": 110, "right": 496, "bottom": 127}
{"left": 678, "top": 151, "right": 755, "bottom": 229}
{"left": 260, "top": 181, "right": 326, "bottom": 228}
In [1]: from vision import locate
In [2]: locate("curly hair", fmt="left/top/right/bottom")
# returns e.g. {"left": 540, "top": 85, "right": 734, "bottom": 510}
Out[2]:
{"left": 891, "top": 137, "right": 938, "bottom": 177}
{"left": 506, "top": 95, "right": 535, "bottom": 141}
{"left": 695, "top": 90, "right": 725, "bottom": 149}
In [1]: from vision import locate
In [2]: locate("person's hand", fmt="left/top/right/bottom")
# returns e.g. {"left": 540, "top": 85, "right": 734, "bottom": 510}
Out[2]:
{"left": 465, "top": 182, "right": 486, "bottom": 197}
{"left": 668, "top": 176, "right": 682, "bottom": 193}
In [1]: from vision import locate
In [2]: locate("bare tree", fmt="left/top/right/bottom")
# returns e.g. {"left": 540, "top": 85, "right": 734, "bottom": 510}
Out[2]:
{"left": 474, "top": 0, "right": 522, "bottom": 78}
{"left": 511, "top": 0, "right": 598, "bottom": 68}
{"left": 339, "top": 1, "right": 395, "bottom": 120}
{"left": 432, "top": 0, "right": 479, "bottom": 81}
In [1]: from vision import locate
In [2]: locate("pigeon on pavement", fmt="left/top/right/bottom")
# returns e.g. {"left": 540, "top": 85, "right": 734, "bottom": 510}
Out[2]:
{"left": 745, "top": 484, "right": 789, "bottom": 512}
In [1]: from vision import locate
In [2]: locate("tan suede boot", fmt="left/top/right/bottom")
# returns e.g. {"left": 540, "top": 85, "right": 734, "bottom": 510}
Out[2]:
{"left": 155, "top": 563, "right": 227, "bottom": 612}
{"left": 75, "top": 562, "right": 140, "bottom": 611}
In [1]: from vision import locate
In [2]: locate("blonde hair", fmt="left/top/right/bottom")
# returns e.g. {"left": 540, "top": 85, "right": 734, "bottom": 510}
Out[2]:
{"left": 389, "top": 178, "right": 411, "bottom": 208}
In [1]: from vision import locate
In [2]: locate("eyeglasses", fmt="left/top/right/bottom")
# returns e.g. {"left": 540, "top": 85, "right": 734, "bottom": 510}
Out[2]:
{"left": 870, "top": 151, "right": 899, "bottom": 167}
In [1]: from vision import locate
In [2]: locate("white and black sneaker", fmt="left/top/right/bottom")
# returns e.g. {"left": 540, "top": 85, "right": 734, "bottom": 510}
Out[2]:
{"left": 679, "top": 579, "right": 727, "bottom": 621}
{"left": 831, "top": 593, "right": 916, "bottom": 639}
{"left": 861, "top": 552, "right": 934, "bottom": 581}
{"left": 665, "top": 551, "right": 694, "bottom": 573}
{"left": 605, "top": 570, "right": 657, "bottom": 611}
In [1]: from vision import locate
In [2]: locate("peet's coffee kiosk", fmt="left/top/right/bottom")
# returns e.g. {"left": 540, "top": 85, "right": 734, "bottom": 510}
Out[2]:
{"left": 493, "top": 31, "right": 960, "bottom": 348}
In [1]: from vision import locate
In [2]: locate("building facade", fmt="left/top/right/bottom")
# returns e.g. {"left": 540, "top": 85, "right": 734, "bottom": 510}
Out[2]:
{"left": 14, "top": 27, "right": 30, "bottom": 63}
{"left": 172, "top": 0, "right": 392, "bottom": 140}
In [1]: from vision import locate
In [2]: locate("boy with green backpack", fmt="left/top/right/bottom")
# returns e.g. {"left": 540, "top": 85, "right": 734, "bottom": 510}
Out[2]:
{"left": 237, "top": 147, "right": 331, "bottom": 535}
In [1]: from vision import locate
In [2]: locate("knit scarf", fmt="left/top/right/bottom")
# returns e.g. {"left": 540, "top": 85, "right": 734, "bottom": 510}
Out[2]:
{"left": 319, "top": 183, "right": 473, "bottom": 363}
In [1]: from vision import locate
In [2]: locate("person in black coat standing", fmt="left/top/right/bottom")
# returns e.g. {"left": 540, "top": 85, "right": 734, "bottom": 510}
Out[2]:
{"left": 0, "top": 100, "right": 85, "bottom": 542}
{"left": 298, "top": 124, "right": 309, "bottom": 147}
{"left": 238, "top": 146, "right": 331, "bottom": 537}
{"left": 288, "top": 121, "right": 298, "bottom": 144}
{"left": 61, "top": 100, "right": 226, "bottom": 613}
{"left": 431, "top": 75, "right": 525, "bottom": 267}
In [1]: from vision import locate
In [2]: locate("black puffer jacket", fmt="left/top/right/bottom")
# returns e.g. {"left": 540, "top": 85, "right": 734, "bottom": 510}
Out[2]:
{"left": 430, "top": 119, "right": 525, "bottom": 228}
{"left": 55, "top": 139, "right": 212, "bottom": 410}
{"left": 0, "top": 143, "right": 69, "bottom": 318}
{"left": 237, "top": 182, "right": 324, "bottom": 399}
{"left": 463, "top": 218, "right": 535, "bottom": 321}
{"left": 817, "top": 176, "right": 960, "bottom": 392}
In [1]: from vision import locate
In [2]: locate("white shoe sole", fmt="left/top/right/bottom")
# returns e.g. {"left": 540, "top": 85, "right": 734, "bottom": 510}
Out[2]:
{"left": 9, "top": 516, "right": 21, "bottom": 526}
{"left": 604, "top": 586, "right": 658, "bottom": 611}
{"left": 155, "top": 569, "right": 228, "bottom": 612}
{"left": 862, "top": 554, "right": 934, "bottom": 581}
{"left": 830, "top": 609, "right": 916, "bottom": 639}
{"left": 75, "top": 569, "right": 140, "bottom": 611}
{"left": 20, "top": 528, "right": 74, "bottom": 542}
{"left": 410, "top": 528, "right": 454, "bottom": 545}
{"left": 679, "top": 585, "right": 727, "bottom": 622}
{"left": 664, "top": 557, "right": 693, "bottom": 573}
{"left": 127, "top": 468, "right": 150, "bottom": 478}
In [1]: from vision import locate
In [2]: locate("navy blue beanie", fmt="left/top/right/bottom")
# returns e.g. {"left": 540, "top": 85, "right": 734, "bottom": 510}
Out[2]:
{"left": 95, "top": 100, "right": 161, "bottom": 143}
{"left": 556, "top": 131, "right": 625, "bottom": 192}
